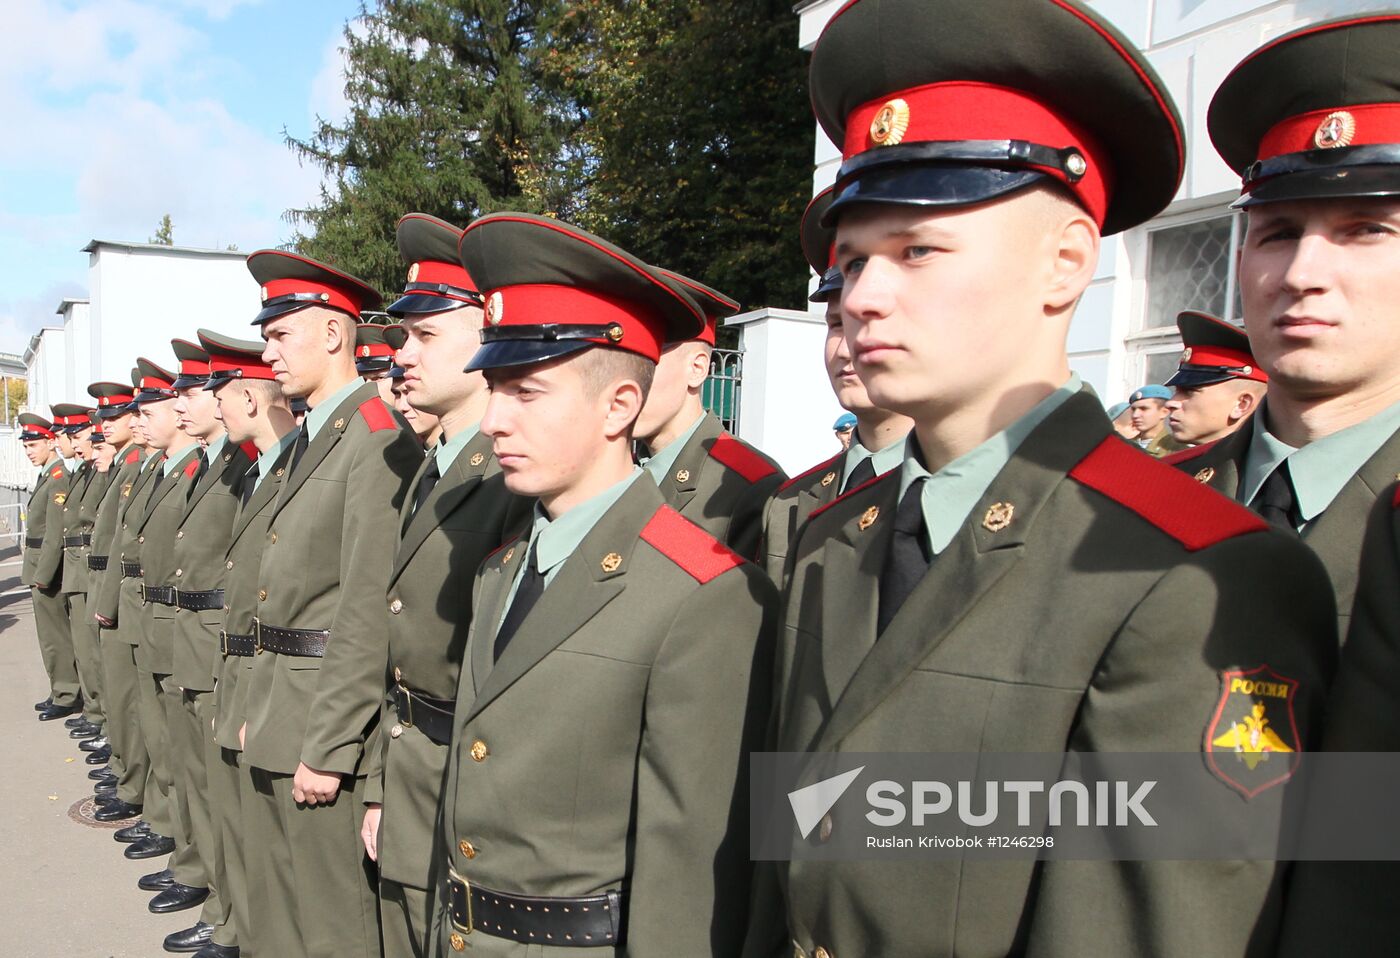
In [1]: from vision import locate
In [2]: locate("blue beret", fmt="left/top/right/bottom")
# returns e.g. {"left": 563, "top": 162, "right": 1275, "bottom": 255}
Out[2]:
{"left": 1106, "top": 401, "right": 1130, "bottom": 420}
{"left": 833, "top": 412, "right": 857, "bottom": 431}
{"left": 1129, "top": 385, "right": 1172, "bottom": 403}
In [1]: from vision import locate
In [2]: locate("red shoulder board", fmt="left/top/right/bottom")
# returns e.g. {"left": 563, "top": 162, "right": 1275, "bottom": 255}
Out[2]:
{"left": 239, "top": 440, "right": 259, "bottom": 461}
{"left": 183, "top": 458, "right": 201, "bottom": 479}
{"left": 1161, "top": 438, "right": 1220, "bottom": 467}
{"left": 640, "top": 505, "right": 743, "bottom": 585}
{"left": 49, "top": 467, "right": 63, "bottom": 480}
{"left": 1070, "top": 437, "right": 1265, "bottom": 551}
{"left": 779, "top": 451, "right": 844, "bottom": 493}
{"left": 1392, "top": 484, "right": 1400, "bottom": 509}
{"left": 809, "top": 469, "right": 897, "bottom": 521}
{"left": 708, "top": 433, "right": 779, "bottom": 483}
{"left": 358, "top": 398, "right": 395, "bottom": 433}
{"left": 124, "top": 448, "right": 142, "bottom": 465}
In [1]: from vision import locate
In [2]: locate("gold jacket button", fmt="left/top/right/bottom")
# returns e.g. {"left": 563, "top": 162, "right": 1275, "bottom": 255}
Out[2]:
{"left": 390, "top": 724, "right": 403, "bottom": 739}
{"left": 226, "top": 560, "right": 234, "bottom": 570}
{"left": 137, "top": 535, "right": 145, "bottom": 543}
{"left": 389, "top": 598, "right": 403, "bottom": 615}
{"left": 458, "top": 839, "right": 477, "bottom": 859}
{"left": 814, "top": 948, "right": 832, "bottom": 958}
{"left": 818, "top": 814, "right": 833, "bottom": 843}
{"left": 469, "top": 739, "right": 489, "bottom": 763}
{"left": 449, "top": 932, "right": 466, "bottom": 951}
{"left": 258, "top": 590, "right": 267, "bottom": 601}
{"left": 176, "top": 531, "right": 184, "bottom": 539}
{"left": 269, "top": 532, "right": 277, "bottom": 544}
{"left": 175, "top": 569, "right": 183, "bottom": 578}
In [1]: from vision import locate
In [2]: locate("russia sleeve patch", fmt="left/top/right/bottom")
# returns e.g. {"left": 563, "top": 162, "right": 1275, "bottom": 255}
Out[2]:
{"left": 639, "top": 506, "right": 744, "bottom": 584}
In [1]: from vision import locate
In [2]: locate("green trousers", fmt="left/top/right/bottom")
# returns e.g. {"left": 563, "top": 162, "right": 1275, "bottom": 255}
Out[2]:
{"left": 31, "top": 584, "right": 79, "bottom": 706}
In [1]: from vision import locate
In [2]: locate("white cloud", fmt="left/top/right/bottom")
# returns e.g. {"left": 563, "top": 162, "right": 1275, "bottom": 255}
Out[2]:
{"left": 0, "top": 281, "right": 89, "bottom": 357}
{"left": 309, "top": 18, "right": 360, "bottom": 126}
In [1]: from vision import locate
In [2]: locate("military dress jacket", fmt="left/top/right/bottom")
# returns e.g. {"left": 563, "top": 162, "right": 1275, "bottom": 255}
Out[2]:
{"left": 438, "top": 477, "right": 779, "bottom": 956}
{"left": 751, "top": 391, "right": 1338, "bottom": 958}
{"left": 370, "top": 429, "right": 526, "bottom": 891}
{"left": 761, "top": 450, "right": 845, "bottom": 583}
{"left": 133, "top": 447, "right": 204, "bottom": 675}
{"left": 650, "top": 411, "right": 785, "bottom": 561}
{"left": 102, "top": 452, "right": 165, "bottom": 638}
{"left": 1168, "top": 417, "right": 1400, "bottom": 636}
{"left": 241, "top": 382, "right": 421, "bottom": 777}
{"left": 22, "top": 460, "right": 69, "bottom": 588}
{"left": 89, "top": 445, "right": 145, "bottom": 620}
{"left": 59, "top": 461, "right": 106, "bottom": 595}
{"left": 170, "top": 439, "right": 256, "bottom": 692}
{"left": 214, "top": 441, "right": 296, "bottom": 752}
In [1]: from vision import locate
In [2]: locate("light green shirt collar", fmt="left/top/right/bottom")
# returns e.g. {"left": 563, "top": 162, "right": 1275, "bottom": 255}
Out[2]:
{"left": 640, "top": 411, "right": 706, "bottom": 486}
{"left": 898, "top": 375, "right": 1080, "bottom": 555}
{"left": 304, "top": 378, "right": 365, "bottom": 443}
{"left": 163, "top": 444, "right": 200, "bottom": 476}
{"left": 1241, "top": 397, "right": 1400, "bottom": 524}
{"left": 527, "top": 468, "right": 643, "bottom": 585}
{"left": 435, "top": 423, "right": 482, "bottom": 475}
{"left": 204, "top": 434, "right": 228, "bottom": 465}
{"left": 841, "top": 429, "right": 909, "bottom": 492}
{"left": 253, "top": 428, "right": 299, "bottom": 493}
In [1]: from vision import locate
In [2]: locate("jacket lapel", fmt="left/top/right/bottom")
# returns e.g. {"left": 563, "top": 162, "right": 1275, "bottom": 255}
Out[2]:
{"left": 271, "top": 385, "right": 371, "bottom": 520}
{"left": 810, "top": 390, "right": 1105, "bottom": 754}
{"left": 465, "top": 480, "right": 656, "bottom": 721}
{"left": 181, "top": 444, "right": 233, "bottom": 523}
{"left": 390, "top": 432, "right": 495, "bottom": 585}
{"left": 659, "top": 412, "right": 720, "bottom": 513}
{"left": 135, "top": 447, "right": 200, "bottom": 531}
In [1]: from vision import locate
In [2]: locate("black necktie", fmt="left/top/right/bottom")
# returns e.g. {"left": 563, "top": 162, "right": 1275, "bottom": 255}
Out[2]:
{"left": 413, "top": 456, "right": 441, "bottom": 517}
{"left": 494, "top": 547, "right": 546, "bottom": 661}
{"left": 240, "top": 462, "right": 260, "bottom": 507}
{"left": 288, "top": 422, "right": 311, "bottom": 474}
{"left": 877, "top": 479, "right": 931, "bottom": 635}
{"left": 1252, "top": 460, "right": 1302, "bottom": 534}
{"left": 149, "top": 462, "right": 166, "bottom": 498}
{"left": 845, "top": 455, "right": 876, "bottom": 492}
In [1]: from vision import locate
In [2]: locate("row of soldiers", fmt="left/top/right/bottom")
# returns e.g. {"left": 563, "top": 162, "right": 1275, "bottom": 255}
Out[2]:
{"left": 15, "top": 1, "right": 1400, "bottom": 955}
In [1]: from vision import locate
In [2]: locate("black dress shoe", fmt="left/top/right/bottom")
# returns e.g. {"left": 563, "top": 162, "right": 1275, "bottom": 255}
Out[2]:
{"left": 94, "top": 799, "right": 142, "bottom": 822}
{"left": 114, "top": 820, "right": 151, "bottom": 843}
{"left": 79, "top": 735, "right": 109, "bottom": 752}
{"left": 87, "top": 765, "right": 113, "bottom": 780}
{"left": 149, "top": 883, "right": 208, "bottom": 914}
{"left": 92, "top": 773, "right": 118, "bottom": 789}
{"left": 70, "top": 724, "right": 100, "bottom": 740}
{"left": 63, "top": 715, "right": 88, "bottom": 729}
{"left": 163, "top": 920, "right": 214, "bottom": 952}
{"left": 34, "top": 697, "right": 52, "bottom": 711}
{"left": 138, "top": 867, "right": 175, "bottom": 891}
{"left": 125, "top": 833, "right": 175, "bottom": 859}
{"left": 194, "top": 945, "right": 239, "bottom": 958}
{"left": 38, "top": 702, "right": 80, "bottom": 721}
{"left": 85, "top": 746, "right": 111, "bottom": 765}
{"left": 93, "top": 789, "right": 120, "bottom": 805}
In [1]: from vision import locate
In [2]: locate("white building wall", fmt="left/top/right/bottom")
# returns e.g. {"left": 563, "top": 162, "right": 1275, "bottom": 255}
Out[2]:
{"left": 27, "top": 328, "right": 70, "bottom": 418}
{"left": 748, "top": 0, "right": 1381, "bottom": 471}
{"left": 61, "top": 300, "right": 94, "bottom": 401}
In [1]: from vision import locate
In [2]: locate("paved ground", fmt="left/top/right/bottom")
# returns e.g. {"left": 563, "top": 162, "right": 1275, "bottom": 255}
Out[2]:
{"left": 0, "top": 546, "right": 194, "bottom": 957}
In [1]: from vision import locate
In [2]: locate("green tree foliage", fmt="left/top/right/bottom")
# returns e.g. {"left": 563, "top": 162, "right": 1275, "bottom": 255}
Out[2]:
{"left": 286, "top": 0, "right": 586, "bottom": 294}
{"left": 150, "top": 214, "right": 174, "bottom": 245}
{"left": 551, "top": 0, "right": 811, "bottom": 313}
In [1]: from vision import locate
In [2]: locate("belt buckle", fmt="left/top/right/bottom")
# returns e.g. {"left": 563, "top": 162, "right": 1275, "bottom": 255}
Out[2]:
{"left": 252, "top": 618, "right": 263, "bottom": 654}
{"left": 138, "top": 583, "right": 147, "bottom": 603}
{"left": 219, "top": 630, "right": 229, "bottom": 656}
{"left": 173, "top": 588, "right": 182, "bottom": 608}
{"left": 399, "top": 684, "right": 414, "bottom": 729}
{"left": 448, "top": 869, "right": 473, "bottom": 936}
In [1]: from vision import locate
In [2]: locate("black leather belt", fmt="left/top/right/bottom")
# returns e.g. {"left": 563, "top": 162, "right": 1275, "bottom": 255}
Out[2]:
{"left": 63, "top": 534, "right": 91, "bottom": 548}
{"left": 88, "top": 555, "right": 109, "bottom": 571}
{"left": 120, "top": 561, "right": 143, "bottom": 578}
{"left": 142, "top": 584, "right": 177, "bottom": 606}
{"left": 220, "top": 631, "right": 255, "bottom": 657}
{"left": 447, "top": 872, "right": 625, "bottom": 947}
{"left": 176, "top": 589, "right": 225, "bottom": 612}
{"left": 253, "top": 620, "right": 328, "bottom": 657}
{"left": 391, "top": 681, "right": 455, "bottom": 746}
{"left": 24, "top": 536, "right": 42, "bottom": 549}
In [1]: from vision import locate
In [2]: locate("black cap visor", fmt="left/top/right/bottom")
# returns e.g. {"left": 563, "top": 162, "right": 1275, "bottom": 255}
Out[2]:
{"left": 94, "top": 405, "right": 132, "bottom": 420}
{"left": 252, "top": 293, "right": 351, "bottom": 326}
{"left": 171, "top": 375, "right": 210, "bottom": 391}
{"left": 465, "top": 338, "right": 596, "bottom": 374}
{"left": 810, "top": 267, "right": 844, "bottom": 303}
{"left": 356, "top": 357, "right": 394, "bottom": 377}
{"left": 824, "top": 162, "right": 1049, "bottom": 226}
{"left": 131, "top": 389, "right": 177, "bottom": 406}
{"left": 1164, "top": 366, "right": 1250, "bottom": 389}
{"left": 386, "top": 291, "right": 479, "bottom": 318}
{"left": 1235, "top": 162, "right": 1400, "bottom": 209}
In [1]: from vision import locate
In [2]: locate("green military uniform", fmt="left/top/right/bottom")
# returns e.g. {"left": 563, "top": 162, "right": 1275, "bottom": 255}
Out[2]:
{"left": 168, "top": 430, "right": 255, "bottom": 948}
{"left": 761, "top": 435, "right": 905, "bottom": 583}
{"left": 21, "top": 440, "right": 78, "bottom": 710}
{"left": 1168, "top": 404, "right": 1400, "bottom": 637}
{"left": 58, "top": 416, "right": 110, "bottom": 730}
{"left": 134, "top": 443, "right": 207, "bottom": 889}
{"left": 238, "top": 247, "right": 420, "bottom": 958}
{"left": 639, "top": 410, "right": 784, "bottom": 561}
{"left": 1142, "top": 425, "right": 1187, "bottom": 458}
{"left": 90, "top": 439, "right": 146, "bottom": 804}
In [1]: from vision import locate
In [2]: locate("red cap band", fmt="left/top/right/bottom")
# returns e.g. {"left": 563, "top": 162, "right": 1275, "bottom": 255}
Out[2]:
{"left": 357, "top": 342, "right": 394, "bottom": 359}
{"left": 24, "top": 426, "right": 56, "bottom": 439}
{"left": 488, "top": 283, "right": 666, "bottom": 362}
{"left": 843, "top": 81, "right": 1113, "bottom": 227}
{"left": 207, "top": 353, "right": 277, "bottom": 381}
{"left": 407, "top": 259, "right": 478, "bottom": 298}
{"left": 1258, "top": 102, "right": 1400, "bottom": 162}
{"left": 178, "top": 357, "right": 210, "bottom": 376}
{"left": 97, "top": 393, "right": 134, "bottom": 407}
{"left": 140, "top": 375, "right": 174, "bottom": 390}
{"left": 261, "top": 278, "right": 361, "bottom": 317}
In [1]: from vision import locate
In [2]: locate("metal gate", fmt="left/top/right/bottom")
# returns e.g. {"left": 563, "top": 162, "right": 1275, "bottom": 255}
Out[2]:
{"left": 703, "top": 348, "right": 743, "bottom": 435}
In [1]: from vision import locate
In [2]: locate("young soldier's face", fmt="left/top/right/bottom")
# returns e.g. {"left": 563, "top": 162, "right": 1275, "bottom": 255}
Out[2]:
{"left": 53, "top": 431, "right": 75, "bottom": 457}
{"left": 1241, "top": 197, "right": 1400, "bottom": 399}
{"left": 174, "top": 384, "right": 221, "bottom": 441}
{"left": 103, "top": 412, "right": 134, "bottom": 447}
{"left": 1128, "top": 398, "right": 1167, "bottom": 436}
{"left": 211, "top": 383, "right": 253, "bottom": 444}
{"left": 835, "top": 197, "right": 1070, "bottom": 417}
{"left": 261, "top": 308, "right": 338, "bottom": 399}
{"left": 95, "top": 443, "right": 117, "bottom": 469}
{"left": 21, "top": 439, "right": 49, "bottom": 465}
{"left": 1166, "top": 383, "right": 1248, "bottom": 444}
{"left": 395, "top": 307, "right": 487, "bottom": 419}
{"left": 824, "top": 297, "right": 876, "bottom": 415}
{"left": 72, "top": 427, "right": 95, "bottom": 459}
{"left": 392, "top": 379, "right": 439, "bottom": 442}
{"left": 139, "top": 400, "right": 181, "bottom": 450}
{"left": 634, "top": 341, "right": 706, "bottom": 442}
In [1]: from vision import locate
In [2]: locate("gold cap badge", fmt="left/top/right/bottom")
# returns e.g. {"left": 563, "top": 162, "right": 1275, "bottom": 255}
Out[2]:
{"left": 606, "top": 323, "right": 624, "bottom": 343}
{"left": 869, "top": 98, "right": 911, "bottom": 147}
{"left": 485, "top": 291, "right": 504, "bottom": 326}
{"left": 1314, "top": 110, "right": 1356, "bottom": 149}
{"left": 601, "top": 552, "right": 622, "bottom": 573}
{"left": 858, "top": 505, "right": 879, "bottom": 531}
{"left": 1181, "top": 347, "right": 1193, "bottom": 363}
{"left": 407, "top": 262, "right": 420, "bottom": 283}
{"left": 260, "top": 285, "right": 269, "bottom": 302}
{"left": 982, "top": 501, "right": 1014, "bottom": 532}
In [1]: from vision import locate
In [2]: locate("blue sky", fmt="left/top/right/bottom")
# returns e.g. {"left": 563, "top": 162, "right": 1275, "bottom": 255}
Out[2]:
{"left": 0, "top": 0, "right": 363, "bottom": 355}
